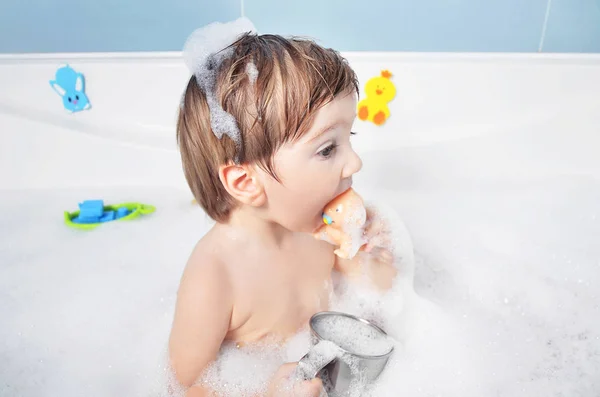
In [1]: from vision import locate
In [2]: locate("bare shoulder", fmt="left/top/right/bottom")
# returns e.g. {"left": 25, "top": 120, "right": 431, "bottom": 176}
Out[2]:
{"left": 184, "top": 228, "right": 230, "bottom": 279}
{"left": 169, "top": 228, "right": 233, "bottom": 387}
{"left": 179, "top": 228, "right": 232, "bottom": 300}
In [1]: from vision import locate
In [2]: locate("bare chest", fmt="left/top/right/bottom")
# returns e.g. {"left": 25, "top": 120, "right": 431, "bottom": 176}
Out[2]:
{"left": 227, "top": 242, "right": 334, "bottom": 342}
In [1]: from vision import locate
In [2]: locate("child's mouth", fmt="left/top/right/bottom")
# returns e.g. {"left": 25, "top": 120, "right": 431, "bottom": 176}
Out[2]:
{"left": 335, "top": 179, "right": 353, "bottom": 198}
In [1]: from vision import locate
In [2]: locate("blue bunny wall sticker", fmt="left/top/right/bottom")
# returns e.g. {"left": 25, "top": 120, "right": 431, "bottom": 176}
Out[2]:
{"left": 50, "top": 65, "right": 91, "bottom": 113}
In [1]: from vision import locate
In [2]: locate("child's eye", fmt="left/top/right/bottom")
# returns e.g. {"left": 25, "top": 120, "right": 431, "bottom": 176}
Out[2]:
{"left": 318, "top": 144, "right": 338, "bottom": 159}
{"left": 350, "top": 131, "right": 357, "bottom": 136}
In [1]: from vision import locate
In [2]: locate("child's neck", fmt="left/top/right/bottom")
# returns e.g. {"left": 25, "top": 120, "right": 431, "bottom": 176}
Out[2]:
{"left": 225, "top": 207, "right": 292, "bottom": 248}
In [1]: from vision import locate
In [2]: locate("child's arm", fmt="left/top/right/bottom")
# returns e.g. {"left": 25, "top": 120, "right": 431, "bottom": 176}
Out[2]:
{"left": 169, "top": 257, "right": 324, "bottom": 397}
{"left": 168, "top": 257, "right": 233, "bottom": 394}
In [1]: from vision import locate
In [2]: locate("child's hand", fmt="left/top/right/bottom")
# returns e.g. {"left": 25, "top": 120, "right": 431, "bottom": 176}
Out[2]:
{"left": 360, "top": 206, "right": 398, "bottom": 290}
{"left": 267, "top": 362, "right": 324, "bottom": 397}
{"left": 360, "top": 246, "right": 397, "bottom": 290}
{"left": 336, "top": 247, "right": 397, "bottom": 291}
{"left": 361, "top": 205, "right": 394, "bottom": 254}
{"left": 334, "top": 205, "right": 398, "bottom": 290}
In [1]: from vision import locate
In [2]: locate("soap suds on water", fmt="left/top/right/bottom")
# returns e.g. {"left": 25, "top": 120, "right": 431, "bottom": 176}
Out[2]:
{"left": 294, "top": 340, "right": 344, "bottom": 379}
{"left": 166, "top": 179, "right": 600, "bottom": 397}
{"left": 2, "top": 162, "right": 600, "bottom": 396}
{"left": 312, "top": 315, "right": 393, "bottom": 356}
{"left": 195, "top": 338, "right": 289, "bottom": 396}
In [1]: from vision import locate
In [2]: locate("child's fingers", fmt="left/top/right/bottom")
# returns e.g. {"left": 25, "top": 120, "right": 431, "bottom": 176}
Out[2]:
{"left": 364, "top": 207, "right": 392, "bottom": 236}
{"left": 300, "top": 378, "right": 323, "bottom": 397}
{"left": 363, "top": 216, "right": 385, "bottom": 240}
{"left": 362, "top": 205, "right": 395, "bottom": 254}
{"left": 363, "top": 218, "right": 393, "bottom": 249}
{"left": 364, "top": 246, "right": 394, "bottom": 264}
{"left": 269, "top": 363, "right": 309, "bottom": 396}
{"left": 307, "top": 378, "right": 324, "bottom": 395}
{"left": 377, "top": 247, "right": 394, "bottom": 264}
{"left": 277, "top": 362, "right": 299, "bottom": 377}
{"left": 365, "top": 235, "right": 392, "bottom": 252}
{"left": 293, "top": 377, "right": 323, "bottom": 397}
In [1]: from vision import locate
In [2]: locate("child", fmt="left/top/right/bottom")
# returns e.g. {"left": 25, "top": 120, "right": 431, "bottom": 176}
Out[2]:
{"left": 169, "top": 24, "right": 398, "bottom": 397}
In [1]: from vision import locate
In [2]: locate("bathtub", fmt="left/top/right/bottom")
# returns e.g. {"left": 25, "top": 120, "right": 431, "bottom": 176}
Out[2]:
{"left": 1, "top": 51, "right": 599, "bottom": 396}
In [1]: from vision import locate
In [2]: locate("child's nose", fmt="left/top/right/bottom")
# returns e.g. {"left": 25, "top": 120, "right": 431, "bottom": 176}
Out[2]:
{"left": 342, "top": 148, "right": 363, "bottom": 178}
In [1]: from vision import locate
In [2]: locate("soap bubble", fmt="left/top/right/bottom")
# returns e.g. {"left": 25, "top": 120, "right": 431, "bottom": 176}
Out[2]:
{"left": 3, "top": 153, "right": 599, "bottom": 397}
{"left": 311, "top": 315, "right": 394, "bottom": 356}
{"left": 246, "top": 62, "right": 259, "bottom": 85}
{"left": 183, "top": 17, "right": 256, "bottom": 77}
{"left": 182, "top": 17, "right": 257, "bottom": 160}
{"left": 195, "top": 339, "right": 285, "bottom": 396}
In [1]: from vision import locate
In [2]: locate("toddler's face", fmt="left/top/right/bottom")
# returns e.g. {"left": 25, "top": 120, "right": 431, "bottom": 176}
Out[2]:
{"left": 259, "top": 92, "right": 363, "bottom": 233}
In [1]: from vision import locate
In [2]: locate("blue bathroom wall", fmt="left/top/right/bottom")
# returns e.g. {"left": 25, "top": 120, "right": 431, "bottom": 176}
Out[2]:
{"left": 542, "top": 0, "right": 600, "bottom": 52}
{"left": 0, "top": 0, "right": 240, "bottom": 53}
{"left": 247, "top": 0, "right": 549, "bottom": 52}
{"left": 0, "top": 0, "right": 599, "bottom": 53}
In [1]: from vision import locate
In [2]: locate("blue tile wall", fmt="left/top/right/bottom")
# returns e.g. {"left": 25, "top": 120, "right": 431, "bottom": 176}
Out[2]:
{"left": 0, "top": 0, "right": 598, "bottom": 53}
{"left": 541, "top": 0, "right": 600, "bottom": 52}
{"left": 0, "top": 0, "right": 239, "bottom": 53}
{"left": 245, "top": 0, "right": 548, "bottom": 52}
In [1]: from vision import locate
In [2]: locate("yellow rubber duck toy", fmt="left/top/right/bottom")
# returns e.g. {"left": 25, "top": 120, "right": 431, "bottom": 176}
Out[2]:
{"left": 357, "top": 70, "right": 396, "bottom": 126}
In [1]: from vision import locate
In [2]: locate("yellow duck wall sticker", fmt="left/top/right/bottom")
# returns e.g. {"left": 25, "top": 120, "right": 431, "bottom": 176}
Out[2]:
{"left": 357, "top": 70, "right": 396, "bottom": 126}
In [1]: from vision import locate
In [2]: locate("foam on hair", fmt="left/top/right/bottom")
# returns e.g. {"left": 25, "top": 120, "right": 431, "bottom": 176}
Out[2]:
{"left": 245, "top": 62, "right": 259, "bottom": 85}
{"left": 183, "top": 17, "right": 256, "bottom": 77}
{"left": 182, "top": 17, "right": 257, "bottom": 157}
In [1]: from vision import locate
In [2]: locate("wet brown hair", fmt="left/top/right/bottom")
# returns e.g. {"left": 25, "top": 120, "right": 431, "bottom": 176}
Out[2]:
{"left": 176, "top": 33, "right": 358, "bottom": 222}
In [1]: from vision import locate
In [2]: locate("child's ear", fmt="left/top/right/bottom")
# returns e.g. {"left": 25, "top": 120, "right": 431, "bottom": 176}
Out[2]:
{"left": 219, "top": 163, "right": 266, "bottom": 206}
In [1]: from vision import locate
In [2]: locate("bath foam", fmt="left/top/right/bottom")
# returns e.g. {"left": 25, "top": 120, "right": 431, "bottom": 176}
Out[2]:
{"left": 312, "top": 316, "right": 393, "bottom": 357}
{"left": 344, "top": 203, "right": 368, "bottom": 259}
{"left": 245, "top": 62, "right": 258, "bottom": 85}
{"left": 195, "top": 338, "right": 286, "bottom": 397}
{"left": 182, "top": 17, "right": 256, "bottom": 157}
{"left": 360, "top": 180, "right": 600, "bottom": 396}
{"left": 295, "top": 340, "right": 344, "bottom": 379}
{"left": 186, "top": 202, "right": 414, "bottom": 397}
{"left": 183, "top": 17, "right": 256, "bottom": 78}
{"left": 292, "top": 339, "right": 371, "bottom": 397}
{"left": 190, "top": 331, "right": 319, "bottom": 397}
{"left": 194, "top": 47, "right": 241, "bottom": 151}
{"left": 3, "top": 174, "right": 600, "bottom": 397}
{"left": 328, "top": 198, "right": 415, "bottom": 340}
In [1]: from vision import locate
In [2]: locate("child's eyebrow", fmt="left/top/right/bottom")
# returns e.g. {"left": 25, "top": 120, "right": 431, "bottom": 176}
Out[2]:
{"left": 305, "top": 122, "right": 343, "bottom": 143}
